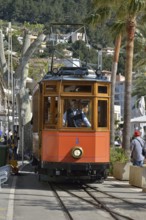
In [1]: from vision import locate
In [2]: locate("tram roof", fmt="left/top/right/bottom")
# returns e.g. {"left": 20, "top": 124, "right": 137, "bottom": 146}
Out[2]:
{"left": 41, "top": 67, "right": 111, "bottom": 83}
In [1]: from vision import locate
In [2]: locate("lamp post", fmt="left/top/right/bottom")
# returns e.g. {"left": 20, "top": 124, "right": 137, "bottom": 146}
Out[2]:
{"left": 21, "top": 113, "right": 25, "bottom": 165}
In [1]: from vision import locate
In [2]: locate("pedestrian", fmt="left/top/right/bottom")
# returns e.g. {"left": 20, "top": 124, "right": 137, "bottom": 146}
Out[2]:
{"left": 130, "top": 130, "right": 146, "bottom": 166}
{"left": 3, "top": 133, "right": 7, "bottom": 145}
{"left": 13, "top": 131, "right": 19, "bottom": 160}
{"left": 8, "top": 131, "right": 19, "bottom": 160}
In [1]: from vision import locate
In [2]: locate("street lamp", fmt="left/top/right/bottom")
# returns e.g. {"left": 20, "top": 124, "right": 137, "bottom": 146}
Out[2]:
{"left": 21, "top": 111, "right": 25, "bottom": 165}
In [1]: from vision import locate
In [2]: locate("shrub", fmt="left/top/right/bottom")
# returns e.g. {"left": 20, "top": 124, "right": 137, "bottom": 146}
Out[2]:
{"left": 109, "top": 148, "right": 129, "bottom": 174}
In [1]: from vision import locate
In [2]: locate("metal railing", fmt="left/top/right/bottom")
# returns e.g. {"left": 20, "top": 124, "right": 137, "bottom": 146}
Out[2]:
{"left": 0, "top": 165, "right": 11, "bottom": 188}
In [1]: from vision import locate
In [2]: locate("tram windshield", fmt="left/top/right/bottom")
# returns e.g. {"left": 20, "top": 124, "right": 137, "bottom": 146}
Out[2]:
{"left": 43, "top": 96, "right": 109, "bottom": 129}
{"left": 43, "top": 97, "right": 92, "bottom": 129}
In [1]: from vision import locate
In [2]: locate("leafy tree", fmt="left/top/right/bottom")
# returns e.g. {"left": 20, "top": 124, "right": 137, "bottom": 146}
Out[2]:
{"left": 71, "top": 40, "right": 98, "bottom": 64}
{"left": 0, "top": 0, "right": 89, "bottom": 24}
{"left": 132, "top": 73, "right": 146, "bottom": 98}
{"left": 0, "top": 24, "right": 46, "bottom": 155}
{"left": 0, "top": 0, "right": 120, "bottom": 69}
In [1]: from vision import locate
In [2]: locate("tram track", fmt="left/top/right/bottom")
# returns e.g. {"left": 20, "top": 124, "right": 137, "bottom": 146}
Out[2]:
{"left": 49, "top": 182, "right": 135, "bottom": 220}
{"left": 84, "top": 184, "right": 146, "bottom": 209}
{"left": 50, "top": 183, "right": 74, "bottom": 220}
{"left": 6, "top": 163, "right": 146, "bottom": 220}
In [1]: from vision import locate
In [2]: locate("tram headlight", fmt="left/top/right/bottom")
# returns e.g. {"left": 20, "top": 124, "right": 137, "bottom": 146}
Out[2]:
{"left": 71, "top": 147, "right": 83, "bottom": 159}
{"left": 53, "top": 68, "right": 58, "bottom": 74}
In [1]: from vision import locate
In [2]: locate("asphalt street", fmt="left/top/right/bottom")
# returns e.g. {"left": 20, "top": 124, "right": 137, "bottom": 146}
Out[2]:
{"left": 0, "top": 162, "right": 146, "bottom": 220}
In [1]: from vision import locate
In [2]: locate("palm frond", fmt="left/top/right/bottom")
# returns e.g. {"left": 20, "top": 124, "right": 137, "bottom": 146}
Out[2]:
{"left": 110, "top": 20, "right": 126, "bottom": 38}
{"left": 85, "top": 13, "right": 100, "bottom": 26}
{"left": 128, "top": 0, "right": 146, "bottom": 15}
{"left": 85, "top": 7, "right": 112, "bottom": 26}
{"left": 92, "top": 0, "right": 120, "bottom": 9}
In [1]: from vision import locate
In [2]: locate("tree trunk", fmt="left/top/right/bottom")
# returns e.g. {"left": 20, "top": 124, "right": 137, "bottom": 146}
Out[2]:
{"left": 0, "top": 26, "right": 46, "bottom": 158}
{"left": 15, "top": 31, "right": 46, "bottom": 156}
{"left": 0, "top": 29, "right": 8, "bottom": 83}
{"left": 14, "top": 33, "right": 46, "bottom": 79}
{"left": 18, "top": 31, "right": 32, "bottom": 155}
{"left": 123, "top": 17, "right": 136, "bottom": 157}
{"left": 110, "top": 34, "right": 121, "bottom": 147}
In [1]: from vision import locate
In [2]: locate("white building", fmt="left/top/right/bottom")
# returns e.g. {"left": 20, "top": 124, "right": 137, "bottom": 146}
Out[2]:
{"left": 114, "top": 105, "right": 121, "bottom": 121}
{"left": 71, "top": 32, "right": 85, "bottom": 43}
{"left": 131, "top": 116, "right": 146, "bottom": 138}
{"left": 115, "top": 75, "right": 125, "bottom": 118}
{"left": 114, "top": 73, "right": 138, "bottom": 120}
{"left": 54, "top": 58, "right": 81, "bottom": 68}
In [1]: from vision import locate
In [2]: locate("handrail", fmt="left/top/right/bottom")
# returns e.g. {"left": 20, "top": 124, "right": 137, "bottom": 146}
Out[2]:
{"left": 0, "top": 165, "right": 12, "bottom": 188}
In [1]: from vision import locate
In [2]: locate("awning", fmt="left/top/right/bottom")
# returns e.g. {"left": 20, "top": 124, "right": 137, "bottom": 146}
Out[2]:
{"left": 131, "top": 115, "right": 146, "bottom": 123}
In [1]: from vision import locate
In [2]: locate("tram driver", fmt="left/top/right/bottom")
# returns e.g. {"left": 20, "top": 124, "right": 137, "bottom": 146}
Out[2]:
{"left": 63, "top": 101, "right": 91, "bottom": 128}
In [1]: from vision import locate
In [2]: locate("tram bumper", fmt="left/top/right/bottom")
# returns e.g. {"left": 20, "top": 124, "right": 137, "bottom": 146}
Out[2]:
{"left": 40, "top": 162, "right": 109, "bottom": 182}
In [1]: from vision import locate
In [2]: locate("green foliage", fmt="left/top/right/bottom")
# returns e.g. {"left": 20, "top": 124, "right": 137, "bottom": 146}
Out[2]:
{"left": 71, "top": 40, "right": 98, "bottom": 64}
{"left": 23, "top": 22, "right": 44, "bottom": 34}
{"left": 110, "top": 148, "right": 128, "bottom": 163}
{"left": 0, "top": 0, "right": 117, "bottom": 72}
{"left": 12, "top": 34, "right": 21, "bottom": 53}
{"left": 0, "top": 0, "right": 89, "bottom": 24}
{"left": 132, "top": 73, "right": 146, "bottom": 98}
{"left": 110, "top": 148, "right": 129, "bottom": 174}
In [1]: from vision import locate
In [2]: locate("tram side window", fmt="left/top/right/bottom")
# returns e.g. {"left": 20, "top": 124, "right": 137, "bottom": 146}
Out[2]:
{"left": 44, "top": 96, "right": 58, "bottom": 128}
{"left": 98, "top": 100, "right": 107, "bottom": 127}
{"left": 98, "top": 86, "right": 107, "bottom": 94}
{"left": 63, "top": 99, "right": 92, "bottom": 128}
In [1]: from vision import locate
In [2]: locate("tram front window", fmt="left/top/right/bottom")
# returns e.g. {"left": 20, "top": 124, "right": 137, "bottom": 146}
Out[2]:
{"left": 63, "top": 99, "right": 91, "bottom": 128}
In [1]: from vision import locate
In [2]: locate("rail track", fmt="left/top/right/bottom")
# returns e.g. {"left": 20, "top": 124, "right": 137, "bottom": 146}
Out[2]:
{"left": 84, "top": 184, "right": 146, "bottom": 209}
{"left": 3, "top": 163, "right": 146, "bottom": 220}
{"left": 49, "top": 182, "right": 144, "bottom": 220}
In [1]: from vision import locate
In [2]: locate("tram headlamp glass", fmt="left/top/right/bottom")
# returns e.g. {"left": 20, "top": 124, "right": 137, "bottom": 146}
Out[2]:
{"left": 71, "top": 147, "right": 83, "bottom": 159}
{"left": 53, "top": 68, "right": 58, "bottom": 74}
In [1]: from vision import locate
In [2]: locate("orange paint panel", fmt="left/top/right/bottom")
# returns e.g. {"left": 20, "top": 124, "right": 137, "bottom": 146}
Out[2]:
{"left": 41, "top": 131, "right": 110, "bottom": 163}
{"left": 42, "top": 131, "right": 59, "bottom": 161}
{"left": 95, "top": 132, "right": 110, "bottom": 162}
{"left": 58, "top": 133, "right": 96, "bottom": 162}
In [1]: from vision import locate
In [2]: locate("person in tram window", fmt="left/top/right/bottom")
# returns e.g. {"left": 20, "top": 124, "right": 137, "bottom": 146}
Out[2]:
{"left": 130, "top": 130, "right": 146, "bottom": 166}
{"left": 73, "top": 103, "right": 91, "bottom": 127}
{"left": 63, "top": 100, "right": 77, "bottom": 127}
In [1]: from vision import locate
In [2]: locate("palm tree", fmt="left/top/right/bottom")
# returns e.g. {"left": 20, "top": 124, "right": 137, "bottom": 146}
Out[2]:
{"left": 85, "top": 2, "right": 122, "bottom": 148}
{"left": 134, "top": 23, "right": 146, "bottom": 71}
{"left": 131, "top": 23, "right": 146, "bottom": 100}
{"left": 86, "top": 0, "right": 146, "bottom": 156}
{"left": 110, "top": 34, "right": 121, "bottom": 147}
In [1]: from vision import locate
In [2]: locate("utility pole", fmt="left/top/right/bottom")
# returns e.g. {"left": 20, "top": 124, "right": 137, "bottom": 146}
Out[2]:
{"left": 98, "top": 49, "right": 102, "bottom": 71}
{"left": 7, "top": 22, "right": 12, "bottom": 133}
{"left": 7, "top": 22, "right": 15, "bottom": 135}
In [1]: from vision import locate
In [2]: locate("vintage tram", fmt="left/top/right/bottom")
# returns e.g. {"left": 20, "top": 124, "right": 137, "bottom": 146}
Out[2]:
{"left": 32, "top": 66, "right": 111, "bottom": 182}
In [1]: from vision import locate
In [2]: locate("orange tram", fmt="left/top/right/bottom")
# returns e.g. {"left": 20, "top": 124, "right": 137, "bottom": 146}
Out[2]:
{"left": 32, "top": 67, "right": 111, "bottom": 183}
